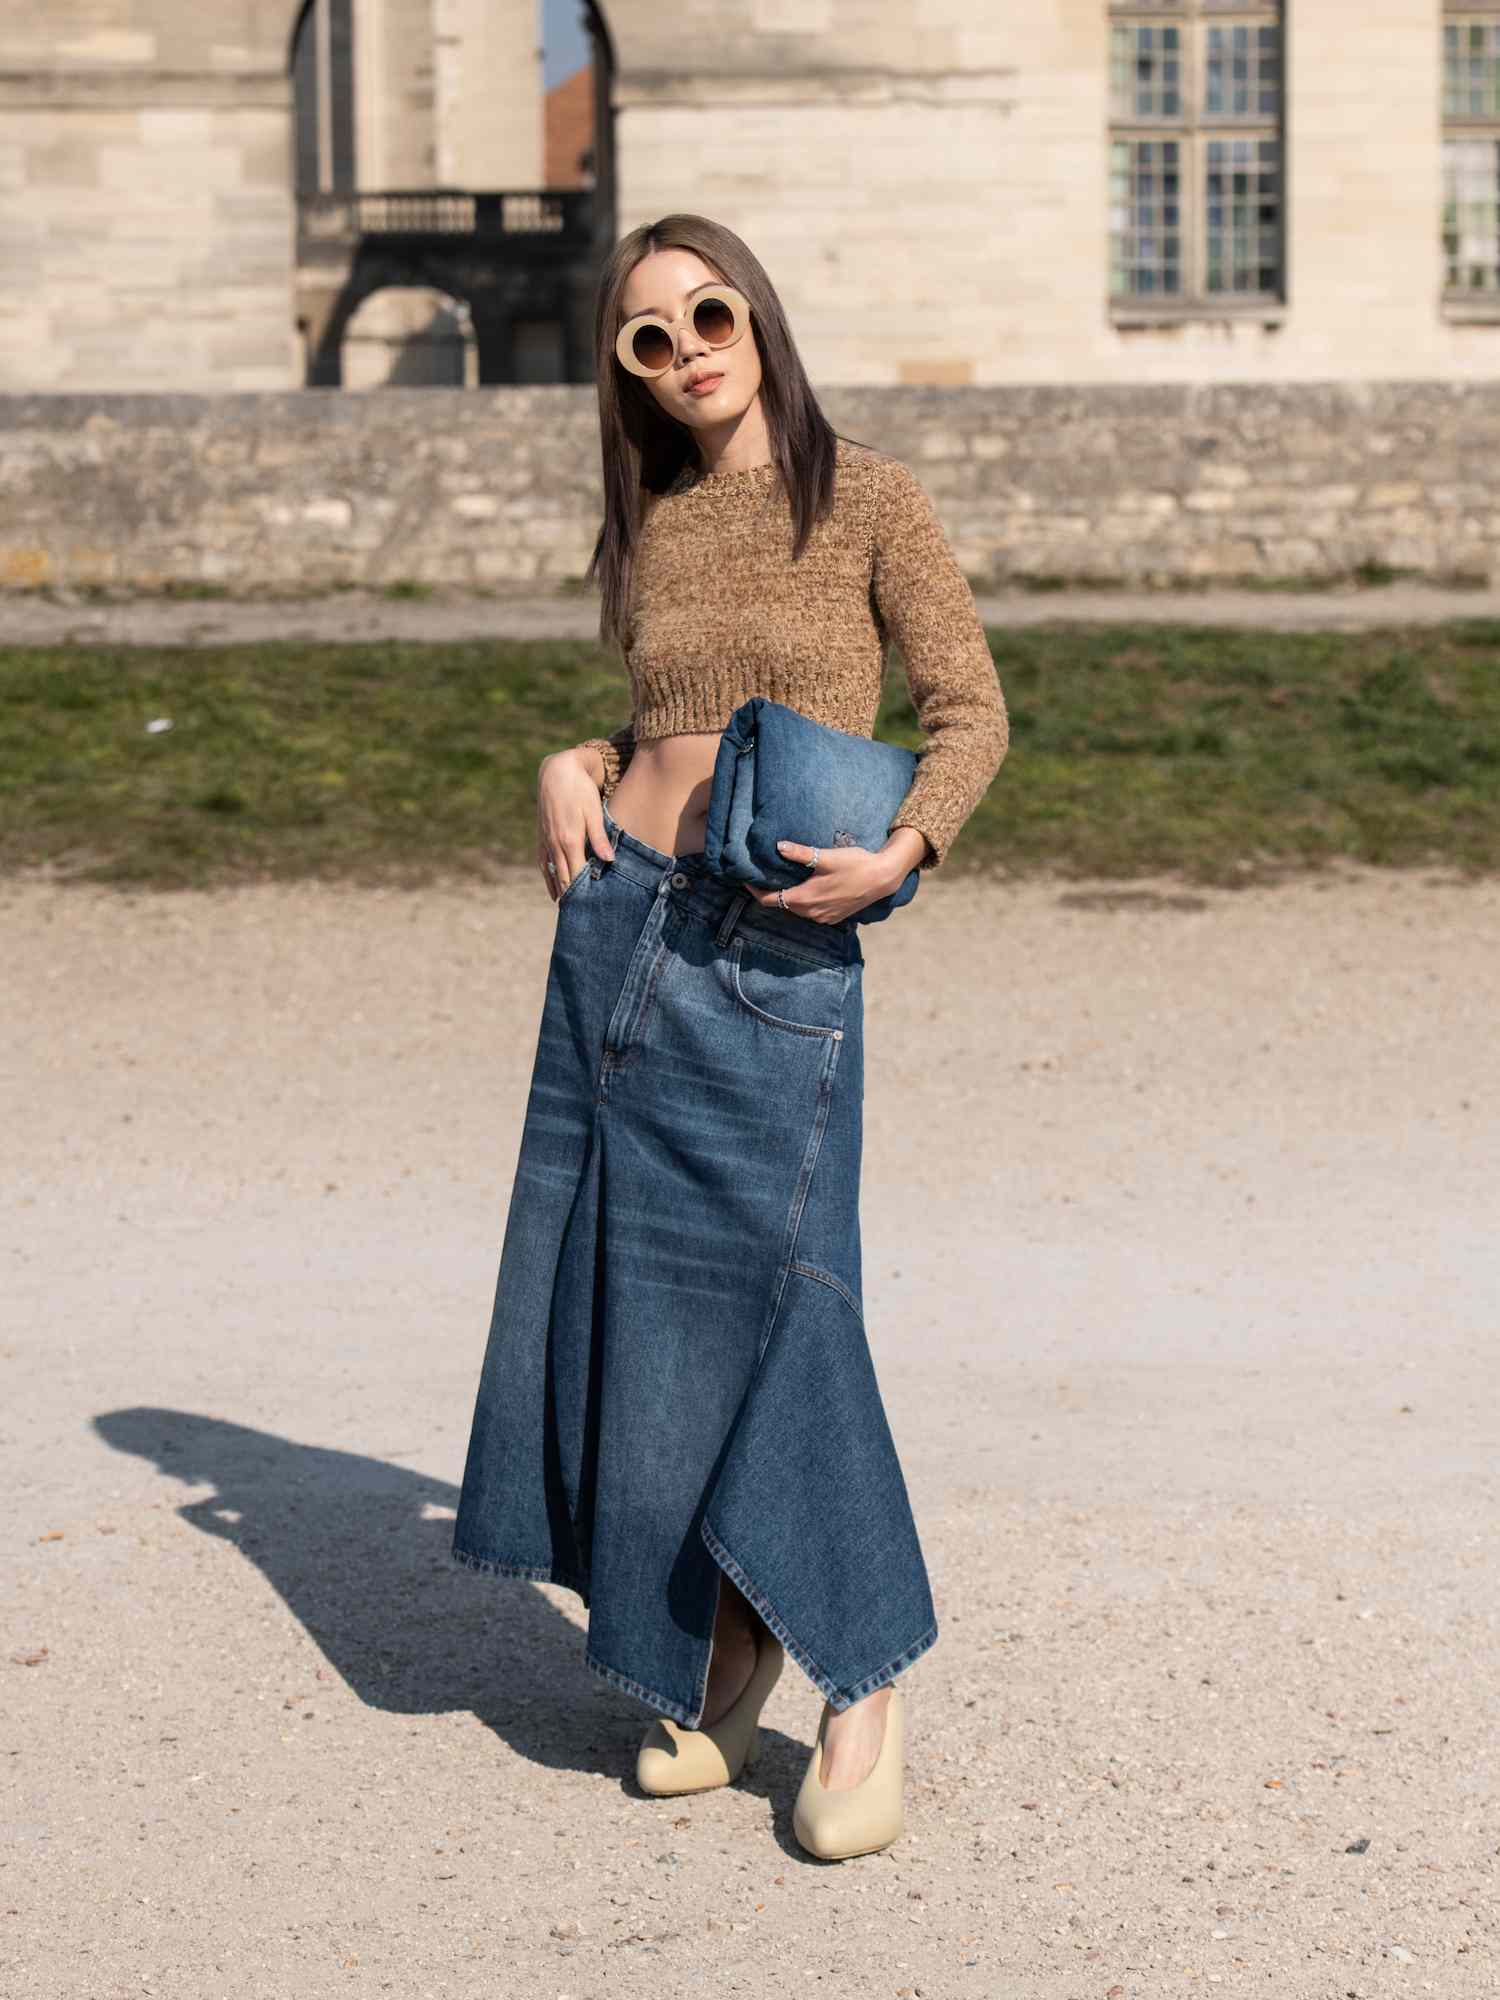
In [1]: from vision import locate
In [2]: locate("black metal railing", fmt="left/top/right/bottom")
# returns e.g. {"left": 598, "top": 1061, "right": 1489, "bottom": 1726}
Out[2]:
{"left": 296, "top": 187, "right": 593, "bottom": 260}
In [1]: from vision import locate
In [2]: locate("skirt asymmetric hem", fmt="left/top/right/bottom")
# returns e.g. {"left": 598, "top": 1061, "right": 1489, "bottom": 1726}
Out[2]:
{"left": 448, "top": 1522, "right": 940, "bottom": 1726}
{"left": 450, "top": 801, "right": 938, "bottom": 1730}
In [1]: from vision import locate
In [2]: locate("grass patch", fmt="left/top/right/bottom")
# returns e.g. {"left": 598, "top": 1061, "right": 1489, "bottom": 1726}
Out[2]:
{"left": 1, "top": 624, "right": 1497, "bottom": 888}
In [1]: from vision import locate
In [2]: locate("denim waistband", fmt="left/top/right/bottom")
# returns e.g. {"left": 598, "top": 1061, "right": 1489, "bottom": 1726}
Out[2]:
{"left": 598, "top": 801, "right": 860, "bottom": 968}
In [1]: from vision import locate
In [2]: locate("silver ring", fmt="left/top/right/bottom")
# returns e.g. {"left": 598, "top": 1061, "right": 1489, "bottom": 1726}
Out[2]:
{"left": 546, "top": 859, "right": 557, "bottom": 873}
{"left": 777, "top": 888, "right": 788, "bottom": 911}
{"left": 810, "top": 847, "right": 820, "bottom": 869}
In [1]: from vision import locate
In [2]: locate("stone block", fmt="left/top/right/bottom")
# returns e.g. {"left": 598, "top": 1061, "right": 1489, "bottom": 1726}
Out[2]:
{"left": 473, "top": 549, "right": 530, "bottom": 583}
{"left": 301, "top": 497, "right": 354, "bottom": 530}
{"left": 1195, "top": 462, "right": 1253, "bottom": 489}
{"left": 914, "top": 429, "right": 969, "bottom": 460}
{"left": 1259, "top": 537, "right": 1323, "bottom": 569}
{"left": 137, "top": 110, "right": 217, "bottom": 150}
{"left": 0, "top": 545, "right": 52, "bottom": 585}
{"left": 23, "top": 133, "right": 101, "bottom": 186}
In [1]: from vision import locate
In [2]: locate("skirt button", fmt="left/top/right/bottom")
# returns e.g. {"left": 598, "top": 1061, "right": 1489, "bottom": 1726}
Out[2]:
{"left": 670, "top": 871, "right": 689, "bottom": 889}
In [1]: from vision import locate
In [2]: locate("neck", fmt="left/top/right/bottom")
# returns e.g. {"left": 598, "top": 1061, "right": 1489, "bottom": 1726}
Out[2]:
{"left": 692, "top": 403, "right": 773, "bottom": 480}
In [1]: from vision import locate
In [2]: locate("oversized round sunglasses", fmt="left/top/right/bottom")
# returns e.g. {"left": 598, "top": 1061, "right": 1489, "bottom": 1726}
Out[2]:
{"left": 614, "top": 282, "right": 752, "bottom": 379}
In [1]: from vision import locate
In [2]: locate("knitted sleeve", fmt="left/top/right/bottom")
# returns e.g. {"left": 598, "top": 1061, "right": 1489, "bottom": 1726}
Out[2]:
{"left": 574, "top": 723, "right": 636, "bottom": 801}
{"left": 869, "top": 456, "right": 1010, "bottom": 868}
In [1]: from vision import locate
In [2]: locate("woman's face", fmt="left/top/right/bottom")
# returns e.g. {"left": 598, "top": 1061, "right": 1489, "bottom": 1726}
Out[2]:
{"left": 618, "top": 247, "right": 763, "bottom": 444}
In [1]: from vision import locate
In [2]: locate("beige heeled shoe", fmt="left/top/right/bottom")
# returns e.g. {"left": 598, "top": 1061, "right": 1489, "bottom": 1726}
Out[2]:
{"left": 636, "top": 1624, "right": 784, "bottom": 1796}
{"left": 792, "top": 1684, "right": 905, "bottom": 1860}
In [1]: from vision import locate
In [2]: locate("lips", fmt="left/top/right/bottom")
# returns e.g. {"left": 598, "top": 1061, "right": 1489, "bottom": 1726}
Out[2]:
{"left": 687, "top": 373, "right": 724, "bottom": 397}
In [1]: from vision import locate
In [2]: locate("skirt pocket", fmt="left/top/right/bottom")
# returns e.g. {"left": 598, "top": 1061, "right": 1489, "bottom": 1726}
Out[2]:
{"left": 555, "top": 854, "right": 601, "bottom": 909}
{"left": 721, "top": 930, "right": 849, "bottom": 1038}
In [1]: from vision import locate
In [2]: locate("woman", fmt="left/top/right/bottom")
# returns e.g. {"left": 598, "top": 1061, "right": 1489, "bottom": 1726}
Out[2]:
{"left": 452, "top": 213, "right": 1009, "bottom": 1861}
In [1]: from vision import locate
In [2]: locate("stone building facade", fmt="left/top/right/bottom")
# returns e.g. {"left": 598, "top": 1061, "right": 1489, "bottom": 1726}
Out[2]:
{"left": 0, "top": 0, "right": 557, "bottom": 391}
{"left": 4, "top": 2, "right": 1500, "bottom": 392}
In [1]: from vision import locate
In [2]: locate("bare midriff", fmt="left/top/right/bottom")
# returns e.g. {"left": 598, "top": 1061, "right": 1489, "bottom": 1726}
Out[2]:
{"left": 606, "top": 731, "right": 724, "bottom": 860}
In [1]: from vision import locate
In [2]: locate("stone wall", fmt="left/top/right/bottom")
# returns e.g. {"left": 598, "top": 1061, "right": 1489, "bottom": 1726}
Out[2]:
{"left": 3, "top": 383, "right": 1499, "bottom": 593}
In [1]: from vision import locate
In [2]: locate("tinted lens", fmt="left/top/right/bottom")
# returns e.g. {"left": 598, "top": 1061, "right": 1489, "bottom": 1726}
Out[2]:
{"left": 693, "top": 294, "right": 738, "bottom": 346}
{"left": 630, "top": 322, "right": 674, "bottom": 371}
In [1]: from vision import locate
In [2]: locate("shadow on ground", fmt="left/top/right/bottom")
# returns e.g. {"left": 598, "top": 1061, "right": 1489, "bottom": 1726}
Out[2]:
{"left": 90, "top": 1405, "right": 814, "bottom": 1841}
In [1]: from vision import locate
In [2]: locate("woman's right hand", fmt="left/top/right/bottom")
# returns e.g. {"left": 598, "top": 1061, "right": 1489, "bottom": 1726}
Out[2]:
{"left": 537, "top": 747, "right": 616, "bottom": 903}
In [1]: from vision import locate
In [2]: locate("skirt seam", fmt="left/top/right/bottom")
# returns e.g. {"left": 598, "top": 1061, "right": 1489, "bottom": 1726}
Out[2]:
{"left": 756, "top": 1048, "right": 841, "bottom": 1369}
{"left": 787, "top": 1257, "right": 864, "bottom": 1326}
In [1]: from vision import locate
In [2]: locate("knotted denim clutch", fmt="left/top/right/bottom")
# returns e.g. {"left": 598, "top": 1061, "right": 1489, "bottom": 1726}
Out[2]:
{"left": 703, "top": 696, "right": 923, "bottom": 925}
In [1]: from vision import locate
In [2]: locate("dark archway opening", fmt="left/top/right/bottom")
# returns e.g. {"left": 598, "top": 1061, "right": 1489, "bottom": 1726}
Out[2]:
{"left": 289, "top": 3, "right": 616, "bottom": 388}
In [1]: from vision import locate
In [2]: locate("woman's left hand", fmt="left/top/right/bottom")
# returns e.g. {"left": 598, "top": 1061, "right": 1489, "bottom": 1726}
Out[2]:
{"left": 743, "top": 831, "right": 925, "bottom": 925}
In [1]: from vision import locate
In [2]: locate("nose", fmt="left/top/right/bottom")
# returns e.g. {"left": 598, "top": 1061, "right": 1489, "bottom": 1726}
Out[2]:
{"left": 677, "top": 321, "right": 709, "bottom": 364}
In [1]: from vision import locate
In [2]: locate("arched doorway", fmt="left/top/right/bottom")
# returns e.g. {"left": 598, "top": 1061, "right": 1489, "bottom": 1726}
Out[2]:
{"left": 341, "top": 286, "right": 478, "bottom": 388}
{"left": 289, "top": 1, "right": 616, "bottom": 388}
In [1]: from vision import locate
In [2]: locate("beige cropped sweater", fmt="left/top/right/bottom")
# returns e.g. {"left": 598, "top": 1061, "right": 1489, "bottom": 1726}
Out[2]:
{"left": 577, "top": 436, "right": 1009, "bottom": 868}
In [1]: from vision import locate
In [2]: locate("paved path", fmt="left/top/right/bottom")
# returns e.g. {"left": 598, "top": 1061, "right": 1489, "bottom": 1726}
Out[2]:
{"left": 5, "top": 580, "right": 1500, "bottom": 648}
{"left": 4, "top": 863, "right": 1495, "bottom": 1997}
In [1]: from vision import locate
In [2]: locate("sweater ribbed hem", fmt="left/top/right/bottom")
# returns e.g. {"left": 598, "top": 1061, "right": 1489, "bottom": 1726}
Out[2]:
{"left": 628, "top": 687, "right": 880, "bottom": 745}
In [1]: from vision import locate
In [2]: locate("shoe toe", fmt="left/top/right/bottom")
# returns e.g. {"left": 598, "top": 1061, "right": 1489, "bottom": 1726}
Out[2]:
{"left": 791, "top": 1690, "right": 905, "bottom": 1860}
{"left": 636, "top": 1718, "right": 732, "bottom": 1795}
{"left": 791, "top": 1804, "right": 845, "bottom": 1860}
{"left": 636, "top": 1719, "right": 688, "bottom": 1793}
{"left": 793, "top": 1794, "right": 903, "bottom": 1861}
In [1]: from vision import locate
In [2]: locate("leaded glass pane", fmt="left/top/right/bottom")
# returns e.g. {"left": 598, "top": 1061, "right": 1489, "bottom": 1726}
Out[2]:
{"left": 1443, "top": 136, "right": 1500, "bottom": 289}
{"left": 1205, "top": 21, "right": 1281, "bottom": 119}
{"left": 1110, "top": 22, "right": 1184, "bottom": 120}
{"left": 1110, "top": 138, "right": 1184, "bottom": 295}
{"left": 1444, "top": 20, "right": 1500, "bottom": 121}
{"left": 1204, "top": 136, "right": 1280, "bottom": 292}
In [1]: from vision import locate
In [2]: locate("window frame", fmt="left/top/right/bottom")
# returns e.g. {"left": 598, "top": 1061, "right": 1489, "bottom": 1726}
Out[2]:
{"left": 1442, "top": 2, "right": 1500, "bottom": 318}
{"left": 1107, "top": 0, "right": 1287, "bottom": 326}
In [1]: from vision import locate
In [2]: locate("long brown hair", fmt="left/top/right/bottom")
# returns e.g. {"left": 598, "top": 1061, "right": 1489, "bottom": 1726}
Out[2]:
{"left": 584, "top": 213, "right": 870, "bottom": 653}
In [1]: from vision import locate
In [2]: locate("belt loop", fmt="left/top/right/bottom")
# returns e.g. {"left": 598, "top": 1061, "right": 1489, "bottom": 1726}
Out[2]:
{"left": 714, "top": 888, "right": 749, "bottom": 947}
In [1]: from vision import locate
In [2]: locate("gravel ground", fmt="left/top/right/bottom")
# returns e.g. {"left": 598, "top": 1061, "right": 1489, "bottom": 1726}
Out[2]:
{"left": 5, "top": 580, "right": 1500, "bottom": 649}
{"left": 3, "top": 862, "right": 1496, "bottom": 1999}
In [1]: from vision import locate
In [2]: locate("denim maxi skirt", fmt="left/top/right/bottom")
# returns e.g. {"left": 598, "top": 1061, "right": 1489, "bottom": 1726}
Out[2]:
{"left": 450, "top": 800, "right": 939, "bottom": 1730}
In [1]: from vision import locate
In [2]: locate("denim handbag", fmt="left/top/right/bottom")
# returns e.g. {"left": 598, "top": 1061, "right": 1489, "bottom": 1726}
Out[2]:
{"left": 703, "top": 696, "right": 922, "bottom": 925}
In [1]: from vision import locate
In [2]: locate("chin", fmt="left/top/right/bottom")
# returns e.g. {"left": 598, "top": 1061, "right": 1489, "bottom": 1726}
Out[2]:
{"left": 693, "top": 391, "right": 755, "bottom": 425}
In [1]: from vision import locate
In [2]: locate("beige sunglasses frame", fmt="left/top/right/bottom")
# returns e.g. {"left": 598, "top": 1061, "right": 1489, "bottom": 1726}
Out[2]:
{"left": 614, "top": 283, "right": 752, "bottom": 378}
